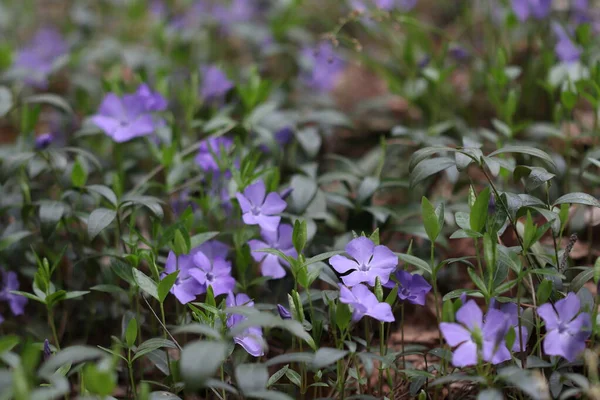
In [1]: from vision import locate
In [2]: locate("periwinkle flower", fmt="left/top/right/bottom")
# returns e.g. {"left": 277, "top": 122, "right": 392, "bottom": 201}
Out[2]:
{"left": 248, "top": 224, "right": 297, "bottom": 279}
{"left": 511, "top": 0, "right": 552, "bottom": 22}
{"left": 0, "top": 269, "right": 28, "bottom": 324}
{"left": 162, "top": 250, "right": 205, "bottom": 304}
{"left": 537, "top": 292, "right": 591, "bottom": 362}
{"left": 350, "top": 0, "right": 416, "bottom": 11}
{"left": 236, "top": 180, "right": 287, "bottom": 232}
{"left": 190, "top": 246, "right": 236, "bottom": 297}
{"left": 135, "top": 84, "right": 168, "bottom": 112}
{"left": 200, "top": 65, "right": 234, "bottom": 102}
{"left": 300, "top": 42, "right": 345, "bottom": 92}
{"left": 195, "top": 136, "right": 233, "bottom": 174}
{"left": 384, "top": 270, "right": 431, "bottom": 306}
{"left": 226, "top": 292, "right": 265, "bottom": 357}
{"left": 277, "top": 304, "right": 291, "bottom": 319}
{"left": 91, "top": 93, "right": 156, "bottom": 143}
{"left": 35, "top": 133, "right": 54, "bottom": 150}
{"left": 440, "top": 300, "right": 512, "bottom": 367}
{"left": 339, "top": 284, "right": 395, "bottom": 322}
{"left": 553, "top": 23, "right": 582, "bottom": 63}
{"left": 489, "top": 298, "right": 529, "bottom": 352}
{"left": 213, "top": 0, "right": 257, "bottom": 25}
{"left": 329, "top": 237, "right": 397, "bottom": 287}
{"left": 12, "top": 27, "right": 68, "bottom": 88}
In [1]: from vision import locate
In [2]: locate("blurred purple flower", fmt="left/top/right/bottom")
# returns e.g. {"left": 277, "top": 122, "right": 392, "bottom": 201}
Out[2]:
{"left": 35, "top": 133, "right": 54, "bottom": 150}
{"left": 0, "top": 270, "right": 27, "bottom": 324}
{"left": 13, "top": 27, "right": 68, "bottom": 88}
{"left": 449, "top": 45, "right": 470, "bottom": 61}
{"left": 91, "top": 93, "right": 156, "bottom": 143}
{"left": 339, "top": 284, "right": 395, "bottom": 322}
{"left": 280, "top": 187, "right": 293, "bottom": 200}
{"left": 195, "top": 136, "right": 233, "bottom": 174}
{"left": 226, "top": 292, "right": 265, "bottom": 357}
{"left": 277, "top": 304, "right": 292, "bottom": 319}
{"left": 440, "top": 300, "right": 512, "bottom": 367}
{"left": 511, "top": 0, "right": 551, "bottom": 22}
{"left": 553, "top": 23, "right": 582, "bottom": 63}
{"left": 350, "top": 0, "right": 416, "bottom": 11}
{"left": 384, "top": 270, "right": 431, "bottom": 306}
{"left": 537, "top": 292, "right": 591, "bottom": 362}
{"left": 489, "top": 298, "right": 528, "bottom": 352}
{"left": 329, "top": 237, "right": 397, "bottom": 287}
{"left": 43, "top": 339, "right": 52, "bottom": 360}
{"left": 248, "top": 224, "right": 297, "bottom": 279}
{"left": 135, "top": 84, "right": 168, "bottom": 112}
{"left": 300, "top": 42, "right": 345, "bottom": 92}
{"left": 162, "top": 250, "right": 205, "bottom": 304}
{"left": 236, "top": 180, "right": 287, "bottom": 232}
{"left": 200, "top": 65, "right": 234, "bottom": 102}
{"left": 213, "top": 0, "right": 257, "bottom": 25}
{"left": 190, "top": 244, "right": 235, "bottom": 297}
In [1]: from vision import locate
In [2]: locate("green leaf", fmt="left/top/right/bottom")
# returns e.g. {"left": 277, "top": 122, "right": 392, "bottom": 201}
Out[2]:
{"left": 189, "top": 231, "right": 220, "bottom": 249}
{"left": 0, "top": 86, "right": 13, "bottom": 118}
{"left": 71, "top": 159, "right": 88, "bottom": 187}
{"left": 10, "top": 290, "right": 45, "bottom": 304}
{"left": 86, "top": 185, "right": 118, "bottom": 207}
{"left": 285, "top": 369, "right": 302, "bottom": 387}
{"left": 39, "top": 201, "right": 66, "bottom": 226}
{"left": 305, "top": 251, "right": 345, "bottom": 265}
{"left": 87, "top": 208, "right": 117, "bottom": 240}
{"left": 488, "top": 146, "right": 556, "bottom": 170}
{"left": 125, "top": 318, "right": 138, "bottom": 348}
{"left": 570, "top": 268, "right": 594, "bottom": 294}
{"left": 0, "top": 231, "right": 32, "bottom": 252}
{"left": 180, "top": 341, "right": 228, "bottom": 389}
{"left": 470, "top": 187, "right": 491, "bottom": 233}
{"left": 312, "top": 348, "right": 348, "bottom": 369}
{"left": 357, "top": 176, "right": 380, "bottom": 204}
{"left": 467, "top": 268, "right": 488, "bottom": 296}
{"left": 385, "top": 284, "right": 399, "bottom": 306}
{"left": 267, "top": 365, "right": 289, "bottom": 388}
{"left": 553, "top": 192, "right": 600, "bottom": 208}
{"left": 0, "top": 335, "right": 20, "bottom": 354}
{"left": 64, "top": 291, "right": 89, "bottom": 300}
{"left": 410, "top": 157, "right": 455, "bottom": 187}
{"left": 292, "top": 219, "right": 307, "bottom": 254}
{"left": 537, "top": 279, "right": 553, "bottom": 305}
{"left": 235, "top": 363, "right": 269, "bottom": 394}
{"left": 133, "top": 269, "right": 159, "bottom": 300}
{"left": 421, "top": 196, "right": 440, "bottom": 242}
{"left": 157, "top": 271, "right": 179, "bottom": 303}
{"left": 39, "top": 345, "right": 106, "bottom": 378}
{"left": 172, "top": 323, "right": 222, "bottom": 339}
{"left": 23, "top": 94, "right": 74, "bottom": 115}
{"left": 395, "top": 253, "right": 432, "bottom": 274}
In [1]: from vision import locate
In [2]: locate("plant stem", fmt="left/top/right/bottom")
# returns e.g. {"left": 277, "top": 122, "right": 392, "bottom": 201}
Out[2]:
{"left": 48, "top": 307, "right": 61, "bottom": 350}
{"left": 160, "top": 302, "right": 173, "bottom": 379}
{"left": 430, "top": 241, "right": 443, "bottom": 348}
{"left": 379, "top": 321, "right": 386, "bottom": 396}
{"left": 128, "top": 356, "right": 137, "bottom": 400}
{"left": 400, "top": 303, "right": 406, "bottom": 369}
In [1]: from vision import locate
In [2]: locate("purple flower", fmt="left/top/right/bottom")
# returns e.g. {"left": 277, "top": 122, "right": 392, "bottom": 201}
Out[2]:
{"left": 384, "top": 270, "right": 431, "bottom": 306}
{"left": 440, "top": 300, "right": 512, "bottom": 367}
{"left": 511, "top": 0, "right": 552, "bottom": 21}
{"left": 189, "top": 246, "right": 236, "bottom": 297}
{"left": 91, "top": 93, "right": 156, "bottom": 143}
{"left": 226, "top": 292, "right": 265, "bottom": 357}
{"left": 339, "top": 284, "right": 395, "bottom": 322}
{"left": 489, "top": 298, "right": 529, "bottom": 352}
{"left": 350, "top": 0, "right": 416, "bottom": 11}
{"left": 0, "top": 270, "right": 27, "bottom": 324}
{"left": 235, "top": 180, "right": 287, "bottom": 232}
{"left": 35, "top": 133, "right": 54, "bottom": 150}
{"left": 13, "top": 27, "right": 68, "bottom": 88}
{"left": 213, "top": 0, "right": 257, "bottom": 25}
{"left": 553, "top": 23, "right": 582, "bottom": 63}
{"left": 162, "top": 250, "right": 205, "bottom": 304}
{"left": 449, "top": 45, "right": 470, "bottom": 62}
{"left": 537, "top": 292, "right": 591, "bottom": 362}
{"left": 277, "top": 304, "right": 291, "bottom": 319}
{"left": 43, "top": 339, "right": 52, "bottom": 360}
{"left": 300, "top": 42, "right": 345, "bottom": 92}
{"left": 135, "top": 84, "right": 168, "bottom": 112}
{"left": 329, "top": 237, "right": 397, "bottom": 287}
{"left": 195, "top": 137, "right": 234, "bottom": 174}
{"left": 200, "top": 65, "right": 234, "bottom": 102}
{"left": 248, "top": 224, "right": 297, "bottom": 279}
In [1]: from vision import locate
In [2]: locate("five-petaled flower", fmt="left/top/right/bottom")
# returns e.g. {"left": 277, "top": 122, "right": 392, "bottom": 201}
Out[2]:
{"left": 384, "top": 269, "right": 431, "bottom": 306}
{"left": 339, "top": 284, "right": 395, "bottom": 323}
{"left": 300, "top": 42, "right": 345, "bottom": 92}
{"left": 248, "top": 224, "right": 297, "bottom": 279}
{"left": 0, "top": 269, "right": 28, "bottom": 324}
{"left": 440, "top": 300, "right": 512, "bottom": 367}
{"left": 226, "top": 292, "right": 265, "bottom": 357}
{"left": 162, "top": 250, "right": 205, "bottom": 304}
{"left": 537, "top": 292, "right": 591, "bottom": 362}
{"left": 195, "top": 136, "right": 234, "bottom": 174}
{"left": 236, "top": 180, "right": 287, "bottom": 232}
{"left": 552, "top": 23, "right": 582, "bottom": 64}
{"left": 190, "top": 246, "right": 236, "bottom": 297}
{"left": 329, "top": 237, "right": 397, "bottom": 287}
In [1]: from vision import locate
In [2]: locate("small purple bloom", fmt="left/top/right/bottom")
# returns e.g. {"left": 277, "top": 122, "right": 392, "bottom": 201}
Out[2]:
{"left": 195, "top": 136, "right": 233, "bottom": 174}
{"left": 13, "top": 27, "right": 68, "bottom": 88}
{"left": 300, "top": 42, "right": 345, "bottom": 92}
{"left": 43, "top": 339, "right": 52, "bottom": 361}
{"left": 449, "top": 45, "right": 470, "bottom": 62}
{"left": 135, "top": 84, "right": 168, "bottom": 112}
{"left": 277, "top": 304, "right": 292, "bottom": 319}
{"left": 162, "top": 250, "right": 205, "bottom": 304}
{"left": 329, "top": 237, "right": 397, "bottom": 287}
{"left": 384, "top": 270, "right": 431, "bottom": 306}
{"left": 350, "top": 0, "right": 416, "bottom": 11}
{"left": 489, "top": 298, "right": 529, "bottom": 352}
{"left": 537, "top": 292, "right": 591, "bottom": 362}
{"left": 190, "top": 246, "right": 236, "bottom": 297}
{"left": 553, "top": 23, "right": 582, "bottom": 63}
{"left": 35, "top": 133, "right": 54, "bottom": 150}
{"left": 440, "top": 300, "right": 512, "bottom": 367}
{"left": 226, "top": 292, "right": 265, "bottom": 357}
{"left": 91, "top": 93, "right": 156, "bottom": 143}
{"left": 200, "top": 65, "right": 234, "bottom": 102}
{"left": 0, "top": 269, "right": 28, "bottom": 324}
{"left": 339, "top": 284, "right": 395, "bottom": 322}
{"left": 213, "top": 0, "right": 257, "bottom": 25}
{"left": 248, "top": 224, "right": 297, "bottom": 279}
{"left": 236, "top": 180, "right": 287, "bottom": 232}
{"left": 511, "top": 0, "right": 552, "bottom": 21}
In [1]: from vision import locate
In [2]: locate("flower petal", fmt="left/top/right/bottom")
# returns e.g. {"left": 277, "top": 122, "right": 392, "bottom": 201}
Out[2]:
{"left": 255, "top": 214, "right": 281, "bottom": 232}
{"left": 261, "top": 192, "right": 287, "bottom": 215}
{"left": 451, "top": 341, "right": 478, "bottom": 367}
{"left": 537, "top": 303, "right": 560, "bottom": 330}
{"left": 245, "top": 180, "right": 266, "bottom": 206}
{"left": 440, "top": 323, "right": 471, "bottom": 346}
{"left": 555, "top": 292, "right": 581, "bottom": 324}
{"left": 369, "top": 245, "right": 398, "bottom": 271}
{"left": 260, "top": 254, "right": 287, "bottom": 279}
{"left": 345, "top": 237, "right": 375, "bottom": 265}
{"left": 329, "top": 255, "right": 359, "bottom": 274}
{"left": 236, "top": 193, "right": 252, "bottom": 213}
{"left": 367, "top": 302, "right": 395, "bottom": 322}
{"left": 456, "top": 300, "right": 483, "bottom": 331}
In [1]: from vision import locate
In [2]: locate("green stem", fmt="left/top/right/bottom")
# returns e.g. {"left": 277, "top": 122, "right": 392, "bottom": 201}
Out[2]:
{"left": 160, "top": 302, "right": 173, "bottom": 379}
{"left": 379, "top": 321, "right": 386, "bottom": 396}
{"left": 48, "top": 307, "right": 60, "bottom": 350}
{"left": 128, "top": 356, "right": 137, "bottom": 400}
{"left": 400, "top": 303, "right": 406, "bottom": 369}
{"left": 430, "top": 241, "right": 443, "bottom": 348}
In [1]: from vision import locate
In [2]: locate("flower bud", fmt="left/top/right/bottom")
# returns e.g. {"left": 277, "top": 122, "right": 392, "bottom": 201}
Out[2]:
{"left": 277, "top": 304, "right": 291, "bottom": 320}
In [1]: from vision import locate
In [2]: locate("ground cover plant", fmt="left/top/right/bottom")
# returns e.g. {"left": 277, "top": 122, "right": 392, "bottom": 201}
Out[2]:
{"left": 2, "top": 0, "right": 600, "bottom": 399}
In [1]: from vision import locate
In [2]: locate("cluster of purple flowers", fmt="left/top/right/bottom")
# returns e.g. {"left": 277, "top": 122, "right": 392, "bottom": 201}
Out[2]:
{"left": 329, "top": 236, "right": 432, "bottom": 323}
{"left": 0, "top": 269, "right": 27, "bottom": 324}
{"left": 91, "top": 84, "right": 167, "bottom": 143}
{"left": 11, "top": 27, "right": 68, "bottom": 88}
{"left": 441, "top": 292, "right": 590, "bottom": 367}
